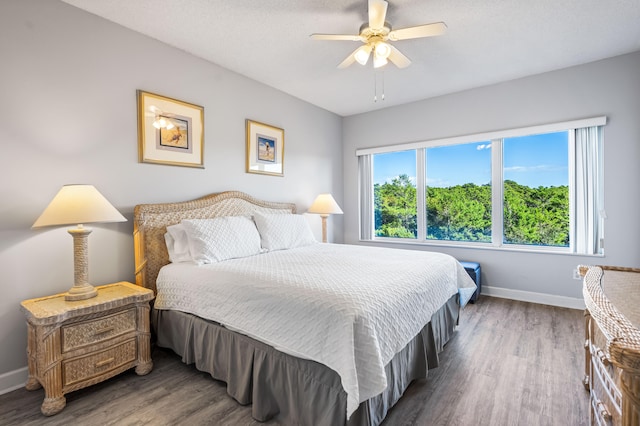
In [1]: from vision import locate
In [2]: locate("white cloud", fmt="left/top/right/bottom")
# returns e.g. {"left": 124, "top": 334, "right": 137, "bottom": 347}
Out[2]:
{"left": 476, "top": 143, "right": 492, "bottom": 150}
{"left": 504, "top": 165, "right": 566, "bottom": 173}
{"left": 376, "top": 175, "right": 417, "bottom": 185}
{"left": 426, "top": 177, "right": 450, "bottom": 187}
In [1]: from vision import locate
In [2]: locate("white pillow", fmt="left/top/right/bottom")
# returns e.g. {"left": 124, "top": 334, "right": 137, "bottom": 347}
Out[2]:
{"left": 164, "top": 223, "right": 193, "bottom": 263}
{"left": 253, "top": 212, "right": 317, "bottom": 251}
{"left": 180, "top": 217, "right": 262, "bottom": 264}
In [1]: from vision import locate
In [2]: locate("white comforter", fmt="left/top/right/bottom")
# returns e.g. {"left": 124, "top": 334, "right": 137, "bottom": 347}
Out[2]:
{"left": 155, "top": 243, "right": 476, "bottom": 419}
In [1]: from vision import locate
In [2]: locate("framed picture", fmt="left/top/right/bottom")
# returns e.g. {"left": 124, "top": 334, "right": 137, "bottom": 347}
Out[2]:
{"left": 137, "top": 90, "right": 204, "bottom": 168}
{"left": 246, "top": 119, "right": 284, "bottom": 176}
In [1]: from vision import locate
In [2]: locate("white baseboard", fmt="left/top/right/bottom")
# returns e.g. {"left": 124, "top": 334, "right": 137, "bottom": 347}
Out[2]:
{"left": 481, "top": 285, "right": 585, "bottom": 310}
{"left": 0, "top": 367, "right": 28, "bottom": 396}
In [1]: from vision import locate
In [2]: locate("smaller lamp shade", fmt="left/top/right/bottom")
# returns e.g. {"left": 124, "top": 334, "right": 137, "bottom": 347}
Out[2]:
{"left": 373, "top": 55, "right": 388, "bottom": 68}
{"left": 308, "top": 194, "right": 343, "bottom": 216}
{"left": 33, "top": 185, "right": 126, "bottom": 228}
{"left": 308, "top": 194, "right": 342, "bottom": 243}
{"left": 374, "top": 41, "right": 391, "bottom": 59}
{"left": 354, "top": 44, "right": 373, "bottom": 66}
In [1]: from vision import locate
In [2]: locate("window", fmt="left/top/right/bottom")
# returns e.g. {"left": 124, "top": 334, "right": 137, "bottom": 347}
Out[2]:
{"left": 373, "top": 151, "right": 417, "bottom": 238}
{"left": 503, "top": 132, "right": 569, "bottom": 247}
{"left": 426, "top": 141, "right": 492, "bottom": 243}
{"left": 358, "top": 117, "right": 605, "bottom": 254}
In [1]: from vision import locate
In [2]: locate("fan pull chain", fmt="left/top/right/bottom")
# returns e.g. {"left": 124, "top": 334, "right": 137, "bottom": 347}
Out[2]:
{"left": 373, "top": 71, "right": 386, "bottom": 103}
{"left": 374, "top": 73, "right": 377, "bottom": 102}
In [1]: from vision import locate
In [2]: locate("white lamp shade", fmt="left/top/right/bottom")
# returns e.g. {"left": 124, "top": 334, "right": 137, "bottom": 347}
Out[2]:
{"left": 32, "top": 184, "right": 127, "bottom": 228}
{"left": 374, "top": 41, "right": 391, "bottom": 59}
{"left": 308, "top": 193, "right": 343, "bottom": 215}
{"left": 354, "top": 45, "right": 373, "bottom": 65}
{"left": 373, "top": 55, "right": 388, "bottom": 68}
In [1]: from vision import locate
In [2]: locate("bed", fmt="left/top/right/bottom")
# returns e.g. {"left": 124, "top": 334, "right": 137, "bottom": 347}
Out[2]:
{"left": 133, "top": 191, "right": 476, "bottom": 425}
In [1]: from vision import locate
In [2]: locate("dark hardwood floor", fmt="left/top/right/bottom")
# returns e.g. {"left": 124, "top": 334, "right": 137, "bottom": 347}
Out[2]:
{"left": 0, "top": 297, "right": 589, "bottom": 425}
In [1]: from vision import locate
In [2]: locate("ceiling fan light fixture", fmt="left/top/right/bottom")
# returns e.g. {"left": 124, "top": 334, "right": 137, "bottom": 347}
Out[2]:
{"left": 374, "top": 41, "right": 391, "bottom": 59}
{"left": 354, "top": 45, "right": 373, "bottom": 65}
{"left": 311, "top": 0, "right": 444, "bottom": 70}
{"left": 373, "top": 55, "right": 388, "bottom": 68}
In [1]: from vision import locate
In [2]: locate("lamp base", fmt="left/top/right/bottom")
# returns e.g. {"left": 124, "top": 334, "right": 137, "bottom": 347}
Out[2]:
{"left": 65, "top": 226, "right": 98, "bottom": 301}
{"left": 320, "top": 214, "right": 328, "bottom": 243}
{"left": 65, "top": 284, "right": 98, "bottom": 301}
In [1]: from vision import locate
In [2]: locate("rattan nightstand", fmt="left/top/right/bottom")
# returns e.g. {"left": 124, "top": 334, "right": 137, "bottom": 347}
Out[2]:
{"left": 20, "top": 282, "right": 154, "bottom": 416}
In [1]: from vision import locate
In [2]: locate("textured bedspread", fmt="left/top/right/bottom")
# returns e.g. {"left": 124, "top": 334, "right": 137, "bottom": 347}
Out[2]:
{"left": 155, "top": 244, "right": 476, "bottom": 418}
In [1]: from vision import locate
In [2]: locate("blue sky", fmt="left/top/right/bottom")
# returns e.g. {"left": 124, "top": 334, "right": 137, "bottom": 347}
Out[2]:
{"left": 373, "top": 131, "right": 569, "bottom": 188}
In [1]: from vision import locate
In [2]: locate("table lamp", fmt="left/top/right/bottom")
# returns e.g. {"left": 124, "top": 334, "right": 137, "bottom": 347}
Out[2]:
{"left": 308, "top": 193, "right": 343, "bottom": 243}
{"left": 32, "top": 185, "right": 127, "bottom": 301}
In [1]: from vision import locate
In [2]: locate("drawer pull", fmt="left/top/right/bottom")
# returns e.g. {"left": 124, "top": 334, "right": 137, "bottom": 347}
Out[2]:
{"left": 95, "top": 357, "right": 115, "bottom": 368}
{"left": 595, "top": 348, "right": 610, "bottom": 366}
{"left": 94, "top": 326, "right": 115, "bottom": 336}
{"left": 595, "top": 401, "right": 611, "bottom": 421}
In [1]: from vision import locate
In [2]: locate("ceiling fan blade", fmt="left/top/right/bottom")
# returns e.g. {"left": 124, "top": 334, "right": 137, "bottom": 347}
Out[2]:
{"left": 368, "top": 0, "right": 388, "bottom": 30}
{"left": 388, "top": 45, "right": 411, "bottom": 69}
{"left": 310, "top": 33, "right": 364, "bottom": 41}
{"left": 388, "top": 22, "right": 447, "bottom": 41}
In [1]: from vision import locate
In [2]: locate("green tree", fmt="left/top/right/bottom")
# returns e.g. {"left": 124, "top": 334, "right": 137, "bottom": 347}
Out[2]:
{"left": 426, "top": 183, "right": 491, "bottom": 242}
{"left": 374, "top": 177, "right": 569, "bottom": 247}
{"left": 503, "top": 180, "right": 569, "bottom": 246}
{"left": 374, "top": 174, "right": 417, "bottom": 238}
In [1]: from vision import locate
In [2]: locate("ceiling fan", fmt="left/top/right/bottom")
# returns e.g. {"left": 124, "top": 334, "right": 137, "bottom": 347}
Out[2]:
{"left": 310, "top": 0, "right": 446, "bottom": 69}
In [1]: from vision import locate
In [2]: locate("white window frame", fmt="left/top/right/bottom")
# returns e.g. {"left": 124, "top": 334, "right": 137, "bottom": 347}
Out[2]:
{"left": 357, "top": 116, "right": 606, "bottom": 255}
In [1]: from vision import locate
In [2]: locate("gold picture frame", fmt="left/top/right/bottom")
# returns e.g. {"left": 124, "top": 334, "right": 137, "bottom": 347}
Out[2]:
{"left": 245, "top": 119, "right": 284, "bottom": 177}
{"left": 137, "top": 90, "right": 204, "bottom": 168}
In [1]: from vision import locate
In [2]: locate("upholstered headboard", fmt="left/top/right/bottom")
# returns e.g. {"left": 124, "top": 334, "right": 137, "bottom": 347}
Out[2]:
{"left": 133, "top": 190, "right": 296, "bottom": 294}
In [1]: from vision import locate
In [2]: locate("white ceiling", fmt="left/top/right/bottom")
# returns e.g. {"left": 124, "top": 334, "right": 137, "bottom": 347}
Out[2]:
{"left": 62, "top": 0, "right": 640, "bottom": 117}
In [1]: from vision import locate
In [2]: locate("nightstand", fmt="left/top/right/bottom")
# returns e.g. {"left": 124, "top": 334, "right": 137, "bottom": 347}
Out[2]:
{"left": 20, "top": 282, "right": 154, "bottom": 416}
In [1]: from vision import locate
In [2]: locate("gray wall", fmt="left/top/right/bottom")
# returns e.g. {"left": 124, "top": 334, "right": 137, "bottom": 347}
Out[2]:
{"left": 0, "top": 0, "right": 342, "bottom": 382}
{"left": 3, "top": 0, "right": 639, "bottom": 393}
{"left": 343, "top": 51, "right": 640, "bottom": 303}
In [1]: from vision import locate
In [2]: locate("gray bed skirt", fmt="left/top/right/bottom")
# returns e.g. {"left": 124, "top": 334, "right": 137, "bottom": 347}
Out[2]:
{"left": 153, "top": 295, "right": 459, "bottom": 426}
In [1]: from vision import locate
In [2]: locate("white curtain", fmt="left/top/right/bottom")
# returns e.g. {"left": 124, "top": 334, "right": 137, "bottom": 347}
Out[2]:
{"left": 574, "top": 126, "right": 604, "bottom": 255}
{"left": 358, "top": 155, "right": 374, "bottom": 240}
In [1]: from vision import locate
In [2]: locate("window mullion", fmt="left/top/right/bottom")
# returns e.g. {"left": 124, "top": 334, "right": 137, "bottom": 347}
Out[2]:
{"left": 568, "top": 130, "right": 576, "bottom": 253}
{"left": 416, "top": 148, "right": 426, "bottom": 240}
{"left": 491, "top": 139, "right": 503, "bottom": 247}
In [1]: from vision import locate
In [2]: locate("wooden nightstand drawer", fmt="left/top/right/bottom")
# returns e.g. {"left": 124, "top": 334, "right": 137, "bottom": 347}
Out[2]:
{"left": 62, "top": 308, "right": 136, "bottom": 352}
{"left": 62, "top": 339, "right": 137, "bottom": 387}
